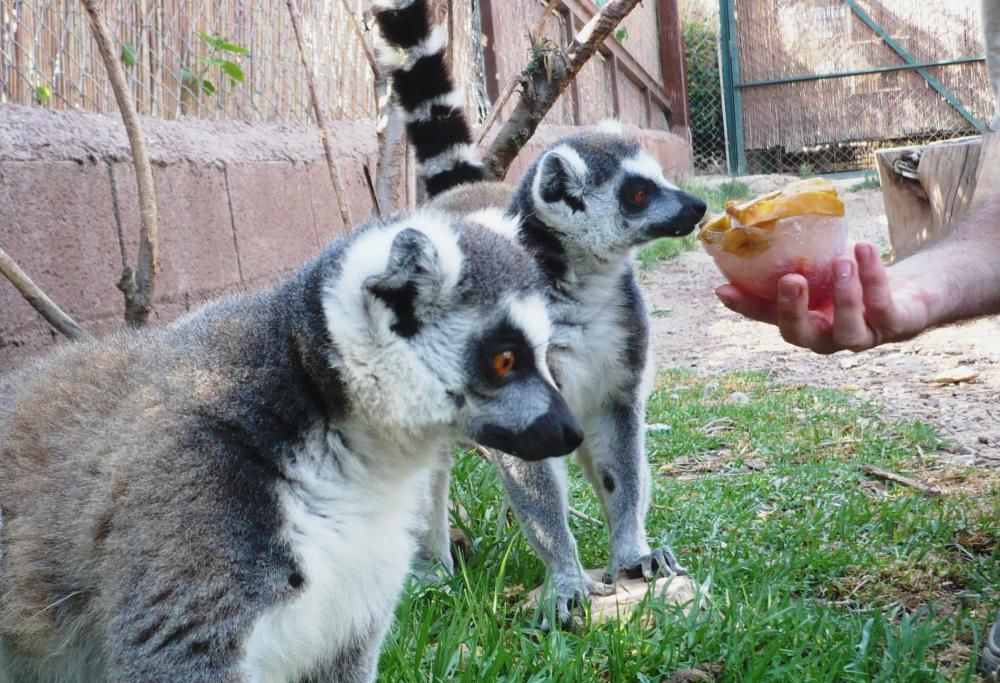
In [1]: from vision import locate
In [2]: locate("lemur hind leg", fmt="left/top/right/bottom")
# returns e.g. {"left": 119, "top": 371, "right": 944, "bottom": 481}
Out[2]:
{"left": 577, "top": 400, "right": 687, "bottom": 582}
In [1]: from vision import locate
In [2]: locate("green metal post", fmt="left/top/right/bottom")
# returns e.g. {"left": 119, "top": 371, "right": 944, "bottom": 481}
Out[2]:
{"left": 718, "top": 0, "right": 746, "bottom": 175}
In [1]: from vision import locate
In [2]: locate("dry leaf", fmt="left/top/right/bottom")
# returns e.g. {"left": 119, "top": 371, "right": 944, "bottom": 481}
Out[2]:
{"left": 933, "top": 368, "right": 979, "bottom": 385}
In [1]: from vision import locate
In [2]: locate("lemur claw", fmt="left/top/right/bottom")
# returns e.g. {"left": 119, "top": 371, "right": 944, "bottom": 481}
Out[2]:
{"left": 620, "top": 545, "right": 687, "bottom": 581}
{"left": 538, "top": 571, "right": 613, "bottom": 630}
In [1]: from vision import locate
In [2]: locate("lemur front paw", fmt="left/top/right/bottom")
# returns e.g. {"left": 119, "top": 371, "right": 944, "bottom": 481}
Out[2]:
{"left": 612, "top": 545, "right": 687, "bottom": 582}
{"left": 538, "top": 569, "right": 615, "bottom": 629}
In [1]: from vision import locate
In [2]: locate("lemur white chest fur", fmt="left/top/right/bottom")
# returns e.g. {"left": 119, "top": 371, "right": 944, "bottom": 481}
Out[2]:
{"left": 546, "top": 260, "right": 640, "bottom": 420}
{"left": 240, "top": 426, "right": 442, "bottom": 682}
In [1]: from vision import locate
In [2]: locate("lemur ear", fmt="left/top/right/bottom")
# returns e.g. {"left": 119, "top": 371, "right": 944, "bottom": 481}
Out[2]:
{"left": 538, "top": 146, "right": 588, "bottom": 208}
{"left": 363, "top": 228, "right": 446, "bottom": 338}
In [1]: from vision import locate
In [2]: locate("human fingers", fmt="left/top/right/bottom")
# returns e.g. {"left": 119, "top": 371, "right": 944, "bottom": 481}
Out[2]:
{"left": 853, "top": 243, "right": 900, "bottom": 340}
{"left": 830, "top": 256, "right": 878, "bottom": 351}
{"left": 715, "top": 284, "right": 778, "bottom": 324}
{"left": 775, "top": 275, "right": 833, "bottom": 351}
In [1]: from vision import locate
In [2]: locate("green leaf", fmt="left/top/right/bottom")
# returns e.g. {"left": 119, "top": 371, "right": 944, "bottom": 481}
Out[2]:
{"left": 120, "top": 42, "right": 137, "bottom": 67}
{"left": 220, "top": 60, "right": 244, "bottom": 83}
{"left": 201, "top": 78, "right": 216, "bottom": 96}
{"left": 180, "top": 68, "right": 198, "bottom": 83}
{"left": 199, "top": 55, "right": 227, "bottom": 68}
{"left": 219, "top": 41, "right": 250, "bottom": 55}
{"left": 34, "top": 85, "right": 51, "bottom": 104}
{"left": 198, "top": 31, "right": 226, "bottom": 50}
{"left": 615, "top": 26, "right": 629, "bottom": 42}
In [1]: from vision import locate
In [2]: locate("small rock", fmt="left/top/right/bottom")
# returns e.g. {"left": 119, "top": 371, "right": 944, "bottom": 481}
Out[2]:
{"left": 726, "top": 391, "right": 751, "bottom": 406}
{"left": 979, "top": 436, "right": 991, "bottom": 445}
{"left": 932, "top": 367, "right": 979, "bottom": 385}
{"left": 524, "top": 568, "right": 705, "bottom": 625}
{"left": 839, "top": 385, "right": 860, "bottom": 393}
{"left": 839, "top": 357, "right": 861, "bottom": 369}
{"left": 746, "top": 457, "right": 767, "bottom": 471}
{"left": 647, "top": 423, "right": 673, "bottom": 433}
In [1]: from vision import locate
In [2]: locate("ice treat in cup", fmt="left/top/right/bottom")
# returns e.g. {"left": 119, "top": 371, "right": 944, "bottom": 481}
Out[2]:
{"left": 698, "top": 178, "right": 849, "bottom": 309}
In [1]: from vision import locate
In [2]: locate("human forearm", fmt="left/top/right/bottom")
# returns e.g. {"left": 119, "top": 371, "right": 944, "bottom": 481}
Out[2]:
{"left": 889, "top": 193, "right": 1000, "bottom": 328}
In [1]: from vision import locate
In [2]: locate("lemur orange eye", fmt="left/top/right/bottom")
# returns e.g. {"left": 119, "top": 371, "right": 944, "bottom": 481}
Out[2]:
{"left": 492, "top": 350, "right": 516, "bottom": 378}
{"left": 633, "top": 189, "right": 648, "bottom": 205}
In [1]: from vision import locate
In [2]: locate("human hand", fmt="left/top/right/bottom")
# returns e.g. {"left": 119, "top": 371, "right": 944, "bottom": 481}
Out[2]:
{"left": 714, "top": 242, "right": 937, "bottom": 354}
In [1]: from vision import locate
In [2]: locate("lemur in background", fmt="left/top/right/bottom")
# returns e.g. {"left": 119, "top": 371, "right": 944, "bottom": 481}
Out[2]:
{"left": 373, "top": 0, "right": 708, "bottom": 622}
{"left": 0, "top": 211, "right": 580, "bottom": 682}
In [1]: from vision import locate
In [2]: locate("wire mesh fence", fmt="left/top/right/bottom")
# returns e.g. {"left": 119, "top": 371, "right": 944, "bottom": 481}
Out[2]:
{"left": 682, "top": 0, "right": 992, "bottom": 176}
{"left": 681, "top": 0, "right": 727, "bottom": 173}
{"left": 1, "top": 0, "right": 377, "bottom": 123}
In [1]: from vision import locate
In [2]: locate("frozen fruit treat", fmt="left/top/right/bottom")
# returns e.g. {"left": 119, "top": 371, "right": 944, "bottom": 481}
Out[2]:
{"left": 699, "top": 178, "right": 848, "bottom": 309}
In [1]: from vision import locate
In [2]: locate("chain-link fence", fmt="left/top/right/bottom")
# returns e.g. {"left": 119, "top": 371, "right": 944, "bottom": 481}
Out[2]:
{"left": 681, "top": 0, "right": 727, "bottom": 173}
{"left": 1, "top": 0, "right": 376, "bottom": 123}
{"left": 682, "top": 0, "right": 992, "bottom": 176}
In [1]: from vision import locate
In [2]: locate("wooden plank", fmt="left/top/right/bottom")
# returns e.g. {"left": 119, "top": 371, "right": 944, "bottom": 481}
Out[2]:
{"left": 972, "top": 133, "right": 1000, "bottom": 207}
{"left": 559, "top": 0, "right": 674, "bottom": 118}
{"left": 656, "top": 0, "right": 688, "bottom": 132}
{"left": 478, "top": 0, "right": 500, "bottom": 103}
{"left": 877, "top": 138, "right": 983, "bottom": 259}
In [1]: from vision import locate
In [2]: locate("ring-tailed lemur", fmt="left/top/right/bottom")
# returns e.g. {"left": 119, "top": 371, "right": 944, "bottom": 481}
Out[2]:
{"left": 0, "top": 211, "right": 580, "bottom": 682}
{"left": 373, "top": 0, "right": 708, "bottom": 622}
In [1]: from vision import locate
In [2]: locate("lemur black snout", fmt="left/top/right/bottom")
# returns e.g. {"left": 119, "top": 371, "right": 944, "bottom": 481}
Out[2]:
{"left": 477, "top": 390, "right": 583, "bottom": 461}
{"left": 681, "top": 194, "right": 708, "bottom": 224}
{"left": 645, "top": 191, "right": 708, "bottom": 239}
{"left": 563, "top": 421, "right": 584, "bottom": 453}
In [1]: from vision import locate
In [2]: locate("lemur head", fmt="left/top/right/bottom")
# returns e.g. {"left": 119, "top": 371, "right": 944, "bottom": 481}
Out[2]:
{"left": 523, "top": 125, "right": 707, "bottom": 260}
{"left": 322, "top": 210, "right": 581, "bottom": 461}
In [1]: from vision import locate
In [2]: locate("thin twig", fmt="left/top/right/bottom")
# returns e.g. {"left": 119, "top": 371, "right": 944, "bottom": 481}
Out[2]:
{"left": 339, "top": 0, "right": 378, "bottom": 73}
{"left": 476, "top": 75, "right": 523, "bottom": 146}
{"left": 472, "top": 443, "right": 494, "bottom": 462}
{"left": 476, "top": 0, "right": 560, "bottom": 146}
{"left": 482, "top": 0, "right": 642, "bottom": 179}
{"left": 859, "top": 464, "right": 942, "bottom": 496}
{"left": 568, "top": 507, "right": 603, "bottom": 526}
{"left": 0, "top": 246, "right": 90, "bottom": 341}
{"left": 81, "top": 0, "right": 158, "bottom": 327}
{"left": 362, "top": 163, "right": 381, "bottom": 216}
{"left": 286, "top": 0, "right": 354, "bottom": 231}
{"left": 532, "top": 0, "right": 562, "bottom": 45}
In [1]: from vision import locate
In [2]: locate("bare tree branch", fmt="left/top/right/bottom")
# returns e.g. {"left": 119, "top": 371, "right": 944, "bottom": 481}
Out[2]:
{"left": 0, "top": 246, "right": 90, "bottom": 341}
{"left": 287, "top": 0, "right": 354, "bottom": 230}
{"left": 360, "top": 5, "right": 406, "bottom": 215}
{"left": 81, "top": 0, "right": 158, "bottom": 327}
{"left": 481, "top": 0, "right": 642, "bottom": 180}
{"left": 375, "top": 77, "right": 407, "bottom": 215}
{"left": 477, "top": 0, "right": 559, "bottom": 146}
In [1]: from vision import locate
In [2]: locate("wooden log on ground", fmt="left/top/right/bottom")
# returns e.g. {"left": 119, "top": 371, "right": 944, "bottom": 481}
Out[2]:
{"left": 876, "top": 137, "right": 982, "bottom": 260}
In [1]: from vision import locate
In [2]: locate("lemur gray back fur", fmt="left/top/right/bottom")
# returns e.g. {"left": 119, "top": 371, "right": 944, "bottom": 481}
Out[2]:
{"left": 0, "top": 210, "right": 581, "bottom": 682}
{"left": 374, "top": 0, "right": 707, "bottom": 622}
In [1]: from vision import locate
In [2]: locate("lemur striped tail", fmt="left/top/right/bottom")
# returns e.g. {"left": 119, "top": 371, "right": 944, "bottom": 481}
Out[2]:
{"left": 373, "top": 0, "right": 485, "bottom": 197}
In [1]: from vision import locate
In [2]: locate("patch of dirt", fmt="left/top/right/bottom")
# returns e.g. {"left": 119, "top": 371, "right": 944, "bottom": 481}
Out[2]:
{"left": 642, "top": 176, "right": 1000, "bottom": 466}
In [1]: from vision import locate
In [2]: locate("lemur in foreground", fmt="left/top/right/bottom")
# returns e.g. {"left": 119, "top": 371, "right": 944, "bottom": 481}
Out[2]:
{"left": 0, "top": 212, "right": 581, "bottom": 682}
{"left": 373, "top": 0, "right": 708, "bottom": 622}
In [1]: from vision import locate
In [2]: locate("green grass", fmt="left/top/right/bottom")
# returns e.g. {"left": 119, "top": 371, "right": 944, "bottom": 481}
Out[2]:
{"left": 637, "top": 179, "right": 752, "bottom": 272}
{"left": 849, "top": 172, "right": 882, "bottom": 192}
{"left": 378, "top": 370, "right": 1000, "bottom": 682}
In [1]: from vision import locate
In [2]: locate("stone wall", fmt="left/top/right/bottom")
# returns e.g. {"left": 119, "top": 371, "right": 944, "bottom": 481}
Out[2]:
{"left": 0, "top": 104, "right": 693, "bottom": 373}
